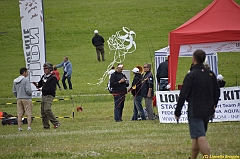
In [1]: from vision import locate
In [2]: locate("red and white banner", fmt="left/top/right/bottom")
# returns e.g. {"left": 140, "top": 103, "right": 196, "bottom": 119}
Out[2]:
{"left": 19, "top": 0, "right": 46, "bottom": 97}
{"left": 179, "top": 41, "right": 240, "bottom": 56}
{"left": 156, "top": 86, "right": 240, "bottom": 123}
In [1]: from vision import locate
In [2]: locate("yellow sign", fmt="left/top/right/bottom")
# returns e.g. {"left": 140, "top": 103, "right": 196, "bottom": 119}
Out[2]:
{"left": 203, "top": 155, "right": 240, "bottom": 159}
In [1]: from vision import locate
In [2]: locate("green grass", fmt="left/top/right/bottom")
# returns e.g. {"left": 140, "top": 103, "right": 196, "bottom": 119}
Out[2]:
{"left": 1, "top": 99, "right": 240, "bottom": 159}
{"left": 0, "top": 0, "right": 240, "bottom": 158}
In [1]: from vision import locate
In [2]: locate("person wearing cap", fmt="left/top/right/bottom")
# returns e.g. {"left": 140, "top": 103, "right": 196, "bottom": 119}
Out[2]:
{"left": 34, "top": 62, "right": 60, "bottom": 129}
{"left": 130, "top": 67, "right": 146, "bottom": 121}
{"left": 13, "top": 67, "right": 33, "bottom": 131}
{"left": 217, "top": 74, "right": 226, "bottom": 88}
{"left": 110, "top": 64, "right": 129, "bottom": 122}
{"left": 55, "top": 56, "right": 72, "bottom": 90}
{"left": 92, "top": 30, "right": 105, "bottom": 61}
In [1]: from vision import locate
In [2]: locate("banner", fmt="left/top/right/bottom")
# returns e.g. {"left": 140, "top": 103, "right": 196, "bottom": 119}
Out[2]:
{"left": 179, "top": 41, "right": 240, "bottom": 56}
{"left": 156, "top": 87, "right": 240, "bottom": 123}
{"left": 19, "top": 0, "right": 46, "bottom": 97}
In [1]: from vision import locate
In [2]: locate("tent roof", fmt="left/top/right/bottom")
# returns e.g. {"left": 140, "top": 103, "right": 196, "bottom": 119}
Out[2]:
{"left": 168, "top": 0, "right": 240, "bottom": 90}
{"left": 155, "top": 46, "right": 169, "bottom": 55}
{"left": 173, "top": 0, "right": 240, "bottom": 35}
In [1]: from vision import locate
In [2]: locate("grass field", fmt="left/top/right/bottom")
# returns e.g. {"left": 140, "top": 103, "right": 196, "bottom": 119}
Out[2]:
{"left": 0, "top": 0, "right": 240, "bottom": 159}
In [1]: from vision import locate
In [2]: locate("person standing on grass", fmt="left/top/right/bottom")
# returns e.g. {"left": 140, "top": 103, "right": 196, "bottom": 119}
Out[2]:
{"left": 156, "top": 56, "right": 168, "bottom": 91}
{"left": 141, "top": 63, "right": 154, "bottom": 120}
{"left": 13, "top": 67, "right": 33, "bottom": 131}
{"left": 53, "top": 66, "right": 62, "bottom": 90}
{"left": 130, "top": 67, "right": 146, "bottom": 121}
{"left": 55, "top": 56, "right": 72, "bottom": 90}
{"left": 92, "top": 30, "right": 105, "bottom": 62}
{"left": 33, "top": 62, "right": 60, "bottom": 129}
{"left": 217, "top": 74, "right": 226, "bottom": 88}
{"left": 174, "top": 49, "right": 220, "bottom": 159}
{"left": 110, "top": 64, "right": 129, "bottom": 122}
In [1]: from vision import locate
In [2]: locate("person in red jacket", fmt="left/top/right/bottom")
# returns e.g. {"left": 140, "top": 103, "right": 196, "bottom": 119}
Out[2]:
{"left": 0, "top": 111, "right": 3, "bottom": 120}
{"left": 53, "top": 66, "right": 62, "bottom": 90}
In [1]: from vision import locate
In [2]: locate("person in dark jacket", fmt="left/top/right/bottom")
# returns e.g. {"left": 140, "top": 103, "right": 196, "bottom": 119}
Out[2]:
{"left": 92, "top": 30, "right": 105, "bottom": 61}
{"left": 130, "top": 67, "right": 146, "bottom": 120}
{"left": 34, "top": 62, "right": 60, "bottom": 129}
{"left": 141, "top": 63, "right": 154, "bottom": 120}
{"left": 110, "top": 64, "right": 129, "bottom": 122}
{"left": 156, "top": 57, "right": 168, "bottom": 91}
{"left": 174, "top": 50, "right": 220, "bottom": 159}
{"left": 217, "top": 74, "right": 226, "bottom": 88}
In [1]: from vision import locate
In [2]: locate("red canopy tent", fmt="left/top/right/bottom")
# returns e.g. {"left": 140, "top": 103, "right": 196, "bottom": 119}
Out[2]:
{"left": 168, "top": 0, "right": 240, "bottom": 90}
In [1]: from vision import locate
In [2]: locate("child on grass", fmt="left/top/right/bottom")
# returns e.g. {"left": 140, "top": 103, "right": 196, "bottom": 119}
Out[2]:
{"left": 53, "top": 66, "right": 62, "bottom": 90}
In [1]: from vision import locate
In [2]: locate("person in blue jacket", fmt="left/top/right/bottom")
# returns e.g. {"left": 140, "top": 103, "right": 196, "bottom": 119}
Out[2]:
{"left": 56, "top": 56, "right": 72, "bottom": 90}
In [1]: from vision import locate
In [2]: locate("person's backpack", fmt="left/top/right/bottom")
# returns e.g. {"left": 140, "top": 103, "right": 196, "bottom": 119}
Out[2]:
{"left": 1, "top": 111, "right": 33, "bottom": 125}
{"left": 1, "top": 111, "right": 17, "bottom": 125}
{"left": 2, "top": 118, "right": 18, "bottom": 125}
{"left": 107, "top": 72, "right": 115, "bottom": 94}
{"left": 107, "top": 80, "right": 113, "bottom": 93}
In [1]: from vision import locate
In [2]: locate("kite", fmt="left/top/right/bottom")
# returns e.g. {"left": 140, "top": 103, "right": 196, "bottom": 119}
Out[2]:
{"left": 88, "top": 27, "right": 136, "bottom": 86}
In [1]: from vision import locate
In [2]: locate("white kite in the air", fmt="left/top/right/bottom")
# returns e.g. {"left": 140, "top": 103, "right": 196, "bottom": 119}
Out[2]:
{"left": 88, "top": 27, "right": 136, "bottom": 86}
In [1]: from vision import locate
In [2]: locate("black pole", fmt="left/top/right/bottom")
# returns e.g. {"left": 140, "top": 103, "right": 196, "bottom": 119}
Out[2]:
{"left": 71, "top": 97, "right": 75, "bottom": 118}
{"left": 236, "top": 73, "right": 238, "bottom": 86}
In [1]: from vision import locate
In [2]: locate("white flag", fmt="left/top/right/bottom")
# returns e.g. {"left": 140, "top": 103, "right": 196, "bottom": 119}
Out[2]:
{"left": 19, "top": 0, "right": 46, "bottom": 97}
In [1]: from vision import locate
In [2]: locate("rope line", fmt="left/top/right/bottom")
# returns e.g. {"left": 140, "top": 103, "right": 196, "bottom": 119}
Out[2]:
{"left": 0, "top": 98, "right": 70, "bottom": 105}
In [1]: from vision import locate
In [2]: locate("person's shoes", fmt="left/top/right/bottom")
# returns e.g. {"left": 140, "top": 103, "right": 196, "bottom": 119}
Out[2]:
{"left": 59, "top": 88, "right": 62, "bottom": 90}
{"left": 27, "top": 127, "right": 31, "bottom": 131}
{"left": 18, "top": 128, "right": 22, "bottom": 131}
{"left": 43, "top": 127, "right": 50, "bottom": 129}
{"left": 54, "top": 122, "right": 61, "bottom": 129}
